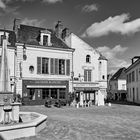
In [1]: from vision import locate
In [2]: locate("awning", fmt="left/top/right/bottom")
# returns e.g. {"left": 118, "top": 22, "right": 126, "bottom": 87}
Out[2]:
{"left": 26, "top": 85, "right": 66, "bottom": 88}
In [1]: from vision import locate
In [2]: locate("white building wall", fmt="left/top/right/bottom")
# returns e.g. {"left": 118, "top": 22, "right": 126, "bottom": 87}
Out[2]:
{"left": 22, "top": 46, "right": 72, "bottom": 80}
{"left": 118, "top": 79, "right": 126, "bottom": 90}
{"left": 66, "top": 33, "right": 100, "bottom": 82}
{"left": 126, "top": 63, "right": 140, "bottom": 104}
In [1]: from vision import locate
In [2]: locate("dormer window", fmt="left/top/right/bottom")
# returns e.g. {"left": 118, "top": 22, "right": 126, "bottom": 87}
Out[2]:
{"left": 39, "top": 30, "right": 52, "bottom": 46}
{"left": 86, "top": 55, "right": 91, "bottom": 63}
{"left": 43, "top": 35, "right": 48, "bottom": 46}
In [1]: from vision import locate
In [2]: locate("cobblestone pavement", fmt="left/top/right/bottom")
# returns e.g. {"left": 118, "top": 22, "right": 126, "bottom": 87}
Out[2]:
{"left": 16, "top": 104, "right": 140, "bottom": 140}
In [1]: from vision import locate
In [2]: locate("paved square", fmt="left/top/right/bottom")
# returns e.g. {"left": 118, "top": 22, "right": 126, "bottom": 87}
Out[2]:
{"left": 18, "top": 103, "right": 140, "bottom": 140}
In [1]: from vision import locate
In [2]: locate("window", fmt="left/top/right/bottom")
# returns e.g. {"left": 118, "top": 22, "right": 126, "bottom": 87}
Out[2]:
{"left": 59, "top": 59, "right": 65, "bottom": 75}
{"left": 132, "top": 71, "right": 135, "bottom": 82}
{"left": 86, "top": 55, "right": 91, "bottom": 63}
{"left": 129, "top": 73, "right": 131, "bottom": 83}
{"left": 42, "top": 58, "right": 49, "bottom": 74}
{"left": 102, "top": 75, "right": 105, "bottom": 80}
{"left": 127, "top": 75, "right": 129, "bottom": 83}
{"left": 43, "top": 35, "right": 48, "bottom": 46}
{"left": 29, "top": 89, "right": 35, "bottom": 100}
{"left": 137, "top": 87, "right": 139, "bottom": 100}
{"left": 59, "top": 89, "right": 66, "bottom": 99}
{"left": 84, "top": 69, "right": 92, "bottom": 82}
{"left": 66, "top": 59, "right": 70, "bottom": 75}
{"left": 122, "top": 84, "right": 126, "bottom": 90}
{"left": 37, "top": 57, "right": 70, "bottom": 76}
{"left": 37, "top": 57, "right": 49, "bottom": 74}
{"left": 136, "top": 69, "right": 138, "bottom": 81}
{"left": 42, "top": 89, "right": 49, "bottom": 99}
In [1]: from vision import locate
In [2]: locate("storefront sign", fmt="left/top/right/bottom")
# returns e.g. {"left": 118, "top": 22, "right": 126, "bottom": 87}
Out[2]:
{"left": 23, "top": 80, "right": 67, "bottom": 85}
{"left": 74, "top": 82, "right": 99, "bottom": 88}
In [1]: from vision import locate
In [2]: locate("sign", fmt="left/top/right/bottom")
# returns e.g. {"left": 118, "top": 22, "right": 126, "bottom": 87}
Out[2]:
{"left": 73, "top": 82, "right": 99, "bottom": 88}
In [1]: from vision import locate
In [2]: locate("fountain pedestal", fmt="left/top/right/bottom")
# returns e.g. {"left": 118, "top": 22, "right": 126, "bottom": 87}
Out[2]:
{"left": 0, "top": 93, "right": 21, "bottom": 123}
{"left": 0, "top": 102, "right": 21, "bottom": 123}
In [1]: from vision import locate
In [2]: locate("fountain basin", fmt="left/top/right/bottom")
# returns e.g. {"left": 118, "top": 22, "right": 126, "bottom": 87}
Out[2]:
{"left": 0, "top": 111, "right": 47, "bottom": 140}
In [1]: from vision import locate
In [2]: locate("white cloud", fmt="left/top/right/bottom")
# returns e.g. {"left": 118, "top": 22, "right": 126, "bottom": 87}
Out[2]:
{"left": 82, "top": 4, "right": 98, "bottom": 12}
{"left": 82, "top": 13, "right": 140, "bottom": 38}
{"left": 96, "top": 45, "right": 130, "bottom": 73}
{"left": 21, "top": 18, "right": 45, "bottom": 27}
{"left": 42, "top": 0, "right": 62, "bottom": 4}
{"left": 0, "top": 0, "right": 6, "bottom": 9}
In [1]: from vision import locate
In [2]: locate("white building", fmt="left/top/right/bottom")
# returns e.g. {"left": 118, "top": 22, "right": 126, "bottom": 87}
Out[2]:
{"left": 0, "top": 20, "right": 108, "bottom": 106}
{"left": 63, "top": 29, "right": 107, "bottom": 106}
{"left": 108, "top": 67, "right": 127, "bottom": 100}
{"left": 0, "top": 20, "right": 74, "bottom": 105}
{"left": 126, "top": 56, "right": 140, "bottom": 104}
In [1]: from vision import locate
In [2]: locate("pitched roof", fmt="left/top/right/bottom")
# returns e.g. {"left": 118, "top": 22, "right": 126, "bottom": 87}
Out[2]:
{"left": 125, "top": 57, "right": 140, "bottom": 73}
{"left": 98, "top": 54, "right": 107, "bottom": 61}
{"left": 18, "top": 24, "right": 72, "bottom": 50}
{"left": 110, "top": 67, "right": 126, "bottom": 81}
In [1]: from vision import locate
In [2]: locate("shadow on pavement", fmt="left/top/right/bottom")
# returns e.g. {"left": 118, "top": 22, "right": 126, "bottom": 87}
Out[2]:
{"left": 109, "top": 100, "right": 140, "bottom": 106}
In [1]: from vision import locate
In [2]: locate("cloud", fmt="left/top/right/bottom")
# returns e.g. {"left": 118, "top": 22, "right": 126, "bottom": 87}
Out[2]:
{"left": 21, "top": 18, "right": 45, "bottom": 27}
{"left": 82, "top": 13, "right": 140, "bottom": 38}
{"left": 42, "top": 0, "right": 63, "bottom": 4}
{"left": 0, "top": 0, "right": 6, "bottom": 9}
{"left": 82, "top": 4, "right": 98, "bottom": 13}
{"left": 96, "top": 45, "right": 130, "bottom": 73}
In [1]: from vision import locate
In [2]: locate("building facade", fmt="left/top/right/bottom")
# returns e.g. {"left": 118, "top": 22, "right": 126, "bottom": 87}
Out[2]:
{"left": 108, "top": 67, "right": 127, "bottom": 101}
{"left": 63, "top": 29, "right": 107, "bottom": 106}
{"left": 126, "top": 56, "right": 140, "bottom": 104}
{"left": 0, "top": 19, "right": 108, "bottom": 106}
{"left": 0, "top": 20, "right": 74, "bottom": 105}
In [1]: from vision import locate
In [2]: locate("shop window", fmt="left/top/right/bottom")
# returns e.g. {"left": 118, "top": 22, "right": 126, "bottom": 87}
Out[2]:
{"left": 59, "top": 59, "right": 65, "bottom": 75}
{"left": 42, "top": 89, "right": 49, "bottom": 99}
{"left": 29, "top": 89, "right": 35, "bottom": 100}
{"left": 86, "top": 55, "right": 91, "bottom": 63}
{"left": 51, "top": 89, "right": 57, "bottom": 99}
{"left": 84, "top": 69, "right": 92, "bottom": 82}
{"left": 59, "top": 89, "right": 66, "bottom": 99}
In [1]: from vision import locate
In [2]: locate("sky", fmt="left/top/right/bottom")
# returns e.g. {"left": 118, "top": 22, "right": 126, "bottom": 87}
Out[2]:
{"left": 0, "top": 0, "right": 140, "bottom": 74}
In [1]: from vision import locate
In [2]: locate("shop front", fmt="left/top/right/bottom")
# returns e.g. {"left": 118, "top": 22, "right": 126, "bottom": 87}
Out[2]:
{"left": 73, "top": 82, "right": 99, "bottom": 105}
{"left": 22, "top": 80, "right": 69, "bottom": 105}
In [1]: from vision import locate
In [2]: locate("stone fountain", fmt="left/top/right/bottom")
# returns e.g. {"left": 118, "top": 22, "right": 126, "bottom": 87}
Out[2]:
{"left": 0, "top": 32, "right": 47, "bottom": 140}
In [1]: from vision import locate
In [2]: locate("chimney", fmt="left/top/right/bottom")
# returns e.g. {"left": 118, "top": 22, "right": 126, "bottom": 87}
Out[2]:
{"left": 132, "top": 56, "right": 140, "bottom": 64}
{"left": 62, "top": 28, "right": 70, "bottom": 40}
{"left": 13, "top": 18, "right": 21, "bottom": 41}
{"left": 55, "top": 21, "right": 63, "bottom": 38}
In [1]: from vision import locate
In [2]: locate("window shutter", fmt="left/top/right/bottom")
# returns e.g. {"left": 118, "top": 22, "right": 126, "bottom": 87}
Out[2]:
{"left": 50, "top": 58, "right": 54, "bottom": 74}
{"left": 66, "top": 59, "right": 70, "bottom": 75}
{"left": 55, "top": 58, "right": 59, "bottom": 75}
{"left": 37, "top": 57, "right": 41, "bottom": 74}
{"left": 88, "top": 70, "right": 92, "bottom": 81}
{"left": 84, "top": 70, "right": 87, "bottom": 81}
